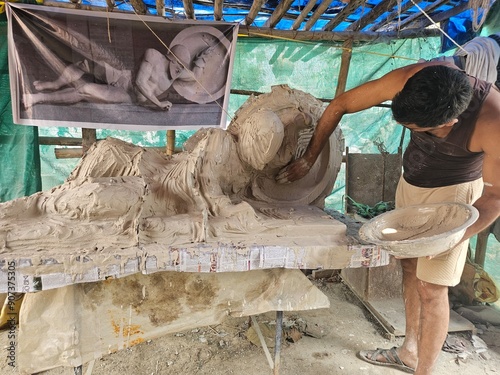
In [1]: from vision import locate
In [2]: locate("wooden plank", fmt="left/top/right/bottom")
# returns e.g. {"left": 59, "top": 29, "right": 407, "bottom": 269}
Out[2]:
{"left": 342, "top": 277, "right": 476, "bottom": 339}
{"left": 82, "top": 128, "right": 96, "bottom": 153}
{"left": 241, "top": 24, "right": 440, "bottom": 42}
{"left": 368, "top": 298, "right": 476, "bottom": 337}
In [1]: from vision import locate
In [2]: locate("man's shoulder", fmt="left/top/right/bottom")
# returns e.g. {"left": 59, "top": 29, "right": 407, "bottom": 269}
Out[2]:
{"left": 473, "top": 87, "right": 500, "bottom": 149}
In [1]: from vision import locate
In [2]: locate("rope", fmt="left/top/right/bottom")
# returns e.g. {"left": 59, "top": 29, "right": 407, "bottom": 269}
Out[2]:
{"left": 237, "top": 31, "right": 420, "bottom": 62}
{"left": 409, "top": 0, "right": 468, "bottom": 54}
{"left": 470, "top": 0, "right": 492, "bottom": 31}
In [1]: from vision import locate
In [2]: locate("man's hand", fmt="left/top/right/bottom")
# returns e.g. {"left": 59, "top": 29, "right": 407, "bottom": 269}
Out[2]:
{"left": 275, "top": 157, "right": 312, "bottom": 184}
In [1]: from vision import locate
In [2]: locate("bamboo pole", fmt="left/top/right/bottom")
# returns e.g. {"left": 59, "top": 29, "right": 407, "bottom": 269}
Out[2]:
{"left": 81, "top": 128, "right": 97, "bottom": 154}
{"left": 166, "top": 130, "right": 176, "bottom": 156}
{"left": 335, "top": 38, "right": 353, "bottom": 98}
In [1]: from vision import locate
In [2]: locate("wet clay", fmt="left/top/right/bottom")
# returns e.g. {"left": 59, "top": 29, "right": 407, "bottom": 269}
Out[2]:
{"left": 0, "top": 85, "right": 345, "bottom": 274}
{"left": 375, "top": 204, "right": 471, "bottom": 241}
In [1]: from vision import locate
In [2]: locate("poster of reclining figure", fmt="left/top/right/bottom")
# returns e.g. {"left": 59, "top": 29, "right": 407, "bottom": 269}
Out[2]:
{"left": 6, "top": 3, "right": 238, "bottom": 130}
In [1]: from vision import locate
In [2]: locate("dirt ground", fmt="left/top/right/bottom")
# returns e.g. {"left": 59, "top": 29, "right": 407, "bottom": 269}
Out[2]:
{"left": 1, "top": 275, "right": 499, "bottom": 375}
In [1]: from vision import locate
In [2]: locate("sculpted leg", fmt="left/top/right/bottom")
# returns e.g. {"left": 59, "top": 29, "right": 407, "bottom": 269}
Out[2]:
{"left": 24, "top": 88, "right": 85, "bottom": 108}
{"left": 33, "top": 61, "right": 88, "bottom": 91}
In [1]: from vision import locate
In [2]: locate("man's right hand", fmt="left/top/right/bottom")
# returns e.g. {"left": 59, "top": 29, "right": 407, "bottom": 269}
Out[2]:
{"left": 275, "top": 157, "right": 312, "bottom": 184}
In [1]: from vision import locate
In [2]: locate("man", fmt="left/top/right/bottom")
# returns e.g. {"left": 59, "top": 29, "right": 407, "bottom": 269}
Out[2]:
{"left": 276, "top": 61, "right": 500, "bottom": 375}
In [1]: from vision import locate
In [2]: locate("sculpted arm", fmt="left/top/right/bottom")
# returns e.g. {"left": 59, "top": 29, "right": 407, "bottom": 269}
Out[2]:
{"left": 135, "top": 49, "right": 171, "bottom": 110}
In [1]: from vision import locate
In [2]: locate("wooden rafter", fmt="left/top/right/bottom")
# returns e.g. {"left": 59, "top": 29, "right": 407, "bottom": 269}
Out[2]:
{"left": 396, "top": 0, "right": 451, "bottom": 30}
{"left": 323, "top": 0, "right": 366, "bottom": 32}
{"left": 291, "top": 0, "right": 318, "bottom": 30}
{"left": 214, "top": 0, "right": 224, "bottom": 20}
{"left": 366, "top": 0, "right": 416, "bottom": 32}
{"left": 304, "top": 0, "right": 336, "bottom": 31}
{"left": 347, "top": 0, "right": 397, "bottom": 31}
{"left": 130, "top": 0, "right": 148, "bottom": 14}
{"left": 240, "top": 24, "right": 440, "bottom": 42}
{"left": 244, "top": 0, "right": 266, "bottom": 26}
{"left": 264, "top": 0, "right": 295, "bottom": 28}
{"left": 405, "top": 0, "right": 469, "bottom": 30}
{"left": 182, "top": 0, "right": 195, "bottom": 19}
{"left": 155, "top": 0, "right": 164, "bottom": 16}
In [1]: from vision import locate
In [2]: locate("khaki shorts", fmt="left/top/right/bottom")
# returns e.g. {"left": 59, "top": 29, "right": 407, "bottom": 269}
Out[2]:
{"left": 395, "top": 177, "right": 484, "bottom": 286}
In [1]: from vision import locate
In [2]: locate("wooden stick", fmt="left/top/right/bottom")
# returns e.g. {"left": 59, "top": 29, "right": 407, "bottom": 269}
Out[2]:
{"left": 335, "top": 38, "right": 353, "bottom": 98}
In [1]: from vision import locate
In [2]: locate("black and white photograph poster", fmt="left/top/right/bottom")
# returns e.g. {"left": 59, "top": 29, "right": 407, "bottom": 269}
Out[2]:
{"left": 6, "top": 3, "right": 239, "bottom": 130}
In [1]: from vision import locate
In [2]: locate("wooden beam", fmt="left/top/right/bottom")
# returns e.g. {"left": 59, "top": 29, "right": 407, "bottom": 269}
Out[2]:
{"left": 230, "top": 89, "right": 391, "bottom": 108}
{"left": 404, "top": 0, "right": 468, "bottom": 30}
{"left": 396, "top": 0, "right": 451, "bottom": 30}
{"left": 39, "top": 137, "right": 85, "bottom": 146}
{"left": 166, "top": 130, "right": 176, "bottom": 156}
{"left": 130, "top": 0, "right": 148, "bottom": 14}
{"left": 105, "top": 0, "right": 115, "bottom": 11}
{"left": 304, "top": 0, "right": 336, "bottom": 31}
{"left": 366, "top": 0, "right": 415, "bottom": 32}
{"left": 291, "top": 0, "right": 318, "bottom": 30}
{"left": 323, "top": 0, "right": 365, "bottom": 32}
{"left": 245, "top": 0, "right": 266, "bottom": 26}
{"left": 347, "top": 0, "right": 397, "bottom": 31}
{"left": 214, "top": 0, "right": 224, "bottom": 21}
{"left": 264, "top": 0, "right": 295, "bottom": 29}
{"left": 183, "top": 0, "right": 196, "bottom": 19}
{"left": 335, "top": 38, "right": 353, "bottom": 97}
{"left": 239, "top": 24, "right": 440, "bottom": 42}
{"left": 156, "top": 0, "right": 164, "bottom": 16}
{"left": 82, "top": 128, "right": 97, "bottom": 154}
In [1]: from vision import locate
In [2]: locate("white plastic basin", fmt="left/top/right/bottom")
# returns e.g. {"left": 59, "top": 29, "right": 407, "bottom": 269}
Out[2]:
{"left": 358, "top": 202, "right": 479, "bottom": 258}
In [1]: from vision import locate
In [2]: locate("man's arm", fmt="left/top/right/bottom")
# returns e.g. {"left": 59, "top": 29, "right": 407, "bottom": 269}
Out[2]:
{"left": 275, "top": 61, "right": 446, "bottom": 183}
{"left": 462, "top": 90, "right": 500, "bottom": 239}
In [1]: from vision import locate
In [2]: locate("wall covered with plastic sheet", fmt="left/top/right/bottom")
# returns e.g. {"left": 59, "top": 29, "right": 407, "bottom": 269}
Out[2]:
{"left": 0, "top": 18, "right": 41, "bottom": 202}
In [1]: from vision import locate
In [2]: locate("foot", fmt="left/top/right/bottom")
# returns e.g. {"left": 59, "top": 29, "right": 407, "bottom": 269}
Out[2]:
{"left": 358, "top": 347, "right": 415, "bottom": 373}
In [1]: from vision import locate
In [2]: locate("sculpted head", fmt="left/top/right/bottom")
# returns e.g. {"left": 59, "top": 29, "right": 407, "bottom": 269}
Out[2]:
{"left": 236, "top": 108, "right": 285, "bottom": 170}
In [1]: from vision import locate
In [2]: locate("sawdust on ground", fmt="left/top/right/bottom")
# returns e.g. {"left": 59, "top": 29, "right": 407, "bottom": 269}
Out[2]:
{"left": 1, "top": 275, "right": 499, "bottom": 375}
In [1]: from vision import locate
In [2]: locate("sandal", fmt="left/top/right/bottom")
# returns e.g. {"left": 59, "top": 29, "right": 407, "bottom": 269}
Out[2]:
{"left": 358, "top": 346, "right": 415, "bottom": 373}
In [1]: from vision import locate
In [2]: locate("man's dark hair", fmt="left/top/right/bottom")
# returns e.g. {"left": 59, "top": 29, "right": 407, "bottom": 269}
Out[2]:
{"left": 391, "top": 65, "right": 473, "bottom": 128}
